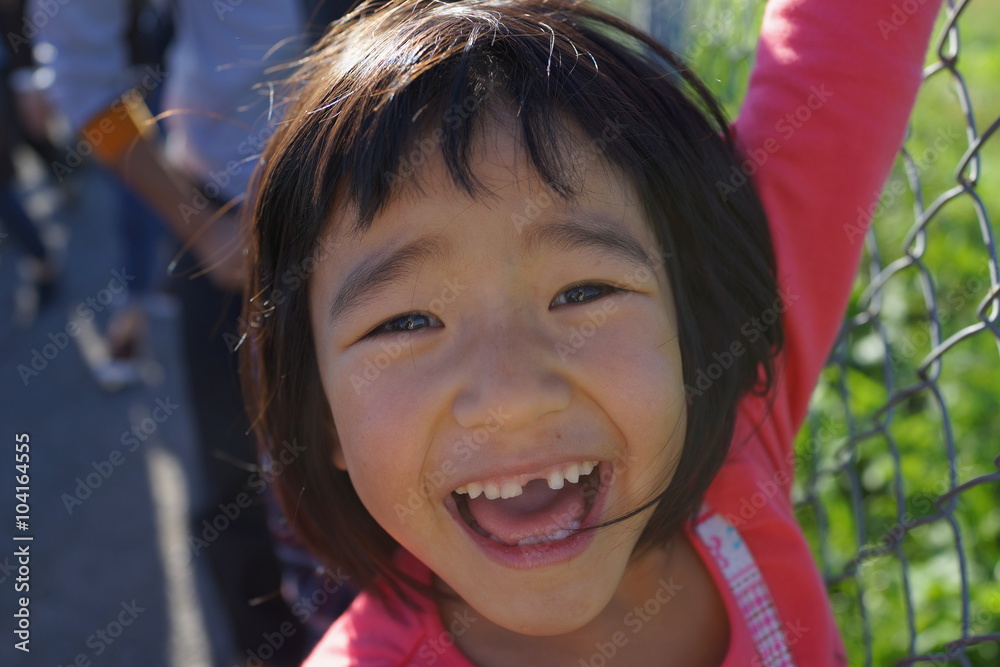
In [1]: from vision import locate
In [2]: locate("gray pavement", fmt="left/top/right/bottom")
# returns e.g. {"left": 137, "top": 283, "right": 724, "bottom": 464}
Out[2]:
{"left": 0, "top": 162, "right": 235, "bottom": 666}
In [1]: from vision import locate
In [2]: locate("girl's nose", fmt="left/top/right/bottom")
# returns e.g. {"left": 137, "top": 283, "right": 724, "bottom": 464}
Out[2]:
{"left": 450, "top": 317, "right": 572, "bottom": 432}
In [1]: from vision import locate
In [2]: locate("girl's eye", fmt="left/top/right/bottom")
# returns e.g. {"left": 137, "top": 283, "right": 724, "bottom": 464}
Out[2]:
{"left": 551, "top": 282, "right": 623, "bottom": 307}
{"left": 362, "top": 311, "right": 441, "bottom": 340}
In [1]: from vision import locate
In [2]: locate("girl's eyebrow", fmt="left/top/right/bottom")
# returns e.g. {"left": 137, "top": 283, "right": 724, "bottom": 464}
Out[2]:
{"left": 521, "top": 216, "right": 655, "bottom": 273}
{"left": 326, "top": 215, "right": 655, "bottom": 327}
{"left": 328, "top": 235, "right": 451, "bottom": 325}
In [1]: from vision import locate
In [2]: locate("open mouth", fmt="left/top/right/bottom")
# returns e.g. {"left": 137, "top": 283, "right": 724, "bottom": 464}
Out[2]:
{"left": 451, "top": 460, "right": 603, "bottom": 548}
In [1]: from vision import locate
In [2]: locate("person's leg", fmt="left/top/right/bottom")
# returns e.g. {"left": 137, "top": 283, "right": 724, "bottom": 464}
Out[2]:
{"left": 104, "top": 183, "right": 165, "bottom": 359}
{"left": 118, "top": 184, "right": 161, "bottom": 295}
{"left": 0, "top": 153, "right": 57, "bottom": 310}
{"left": 0, "top": 183, "right": 47, "bottom": 262}
{"left": 0, "top": 77, "right": 57, "bottom": 310}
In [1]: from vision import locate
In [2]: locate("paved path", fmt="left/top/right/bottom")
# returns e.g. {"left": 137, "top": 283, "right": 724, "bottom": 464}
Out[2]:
{"left": 0, "top": 163, "right": 234, "bottom": 666}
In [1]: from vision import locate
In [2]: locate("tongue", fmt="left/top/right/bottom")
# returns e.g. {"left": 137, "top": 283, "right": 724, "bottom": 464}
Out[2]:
{"left": 466, "top": 478, "right": 587, "bottom": 546}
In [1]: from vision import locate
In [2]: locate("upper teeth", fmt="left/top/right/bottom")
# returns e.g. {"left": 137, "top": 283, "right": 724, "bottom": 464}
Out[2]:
{"left": 455, "top": 460, "right": 598, "bottom": 500}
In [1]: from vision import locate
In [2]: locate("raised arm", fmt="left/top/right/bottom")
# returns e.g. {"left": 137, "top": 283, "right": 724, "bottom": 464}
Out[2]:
{"left": 732, "top": 0, "right": 944, "bottom": 469}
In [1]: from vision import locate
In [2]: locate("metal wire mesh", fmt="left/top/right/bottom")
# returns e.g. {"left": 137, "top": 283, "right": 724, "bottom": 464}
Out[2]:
{"left": 788, "top": 1, "right": 1000, "bottom": 664}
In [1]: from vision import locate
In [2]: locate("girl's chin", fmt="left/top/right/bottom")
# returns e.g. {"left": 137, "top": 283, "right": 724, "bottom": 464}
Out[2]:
{"left": 437, "top": 566, "right": 620, "bottom": 639}
{"left": 490, "top": 603, "right": 606, "bottom": 637}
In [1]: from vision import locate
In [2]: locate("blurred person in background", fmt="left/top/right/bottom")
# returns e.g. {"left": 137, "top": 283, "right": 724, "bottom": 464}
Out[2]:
{"left": 88, "top": 0, "right": 175, "bottom": 390}
{"left": 28, "top": 0, "right": 332, "bottom": 663}
{"left": 0, "top": 0, "right": 59, "bottom": 321}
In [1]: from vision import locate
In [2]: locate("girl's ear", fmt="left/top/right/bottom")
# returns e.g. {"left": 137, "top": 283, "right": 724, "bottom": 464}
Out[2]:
{"left": 332, "top": 443, "right": 348, "bottom": 471}
{"left": 326, "top": 409, "right": 347, "bottom": 470}
{"left": 330, "top": 426, "right": 348, "bottom": 470}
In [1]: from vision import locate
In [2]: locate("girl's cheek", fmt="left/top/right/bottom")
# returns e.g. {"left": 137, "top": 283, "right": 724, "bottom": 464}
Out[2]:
{"left": 328, "top": 347, "right": 436, "bottom": 463}
{"left": 577, "top": 309, "right": 684, "bottom": 424}
{"left": 571, "top": 302, "right": 678, "bottom": 368}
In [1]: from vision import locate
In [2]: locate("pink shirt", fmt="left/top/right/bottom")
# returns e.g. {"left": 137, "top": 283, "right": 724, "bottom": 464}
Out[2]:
{"left": 304, "top": 0, "right": 942, "bottom": 663}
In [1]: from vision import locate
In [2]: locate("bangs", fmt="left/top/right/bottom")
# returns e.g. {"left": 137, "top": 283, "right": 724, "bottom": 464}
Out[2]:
{"left": 270, "top": 0, "right": 729, "bottom": 238}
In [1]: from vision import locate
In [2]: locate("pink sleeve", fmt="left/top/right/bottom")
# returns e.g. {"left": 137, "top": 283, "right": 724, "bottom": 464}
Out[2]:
{"left": 731, "top": 0, "right": 943, "bottom": 476}
{"left": 302, "top": 550, "right": 478, "bottom": 666}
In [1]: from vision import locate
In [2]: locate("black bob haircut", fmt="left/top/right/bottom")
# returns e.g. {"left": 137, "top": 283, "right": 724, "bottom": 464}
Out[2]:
{"left": 242, "top": 0, "right": 783, "bottom": 600}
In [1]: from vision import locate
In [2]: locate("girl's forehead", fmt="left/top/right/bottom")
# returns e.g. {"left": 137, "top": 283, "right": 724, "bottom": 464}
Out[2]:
{"left": 330, "top": 113, "right": 640, "bottom": 245}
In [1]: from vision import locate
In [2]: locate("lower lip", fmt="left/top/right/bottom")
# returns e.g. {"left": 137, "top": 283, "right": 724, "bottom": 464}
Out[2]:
{"left": 443, "top": 463, "right": 611, "bottom": 570}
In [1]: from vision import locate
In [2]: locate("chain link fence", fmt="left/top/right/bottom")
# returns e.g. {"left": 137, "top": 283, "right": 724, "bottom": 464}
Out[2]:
{"left": 794, "top": 0, "right": 1000, "bottom": 664}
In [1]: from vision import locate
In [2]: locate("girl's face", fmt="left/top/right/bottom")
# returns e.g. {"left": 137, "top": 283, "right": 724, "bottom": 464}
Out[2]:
{"left": 309, "top": 117, "right": 687, "bottom": 635}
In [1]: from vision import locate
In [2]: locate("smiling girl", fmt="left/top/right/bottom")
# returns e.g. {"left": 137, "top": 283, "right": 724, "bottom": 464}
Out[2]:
{"left": 241, "top": 0, "right": 942, "bottom": 663}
